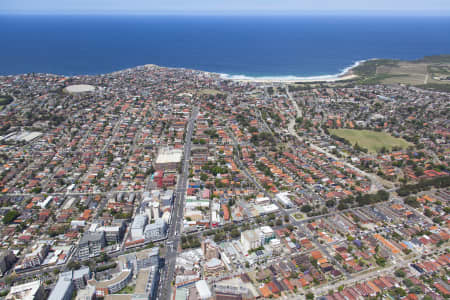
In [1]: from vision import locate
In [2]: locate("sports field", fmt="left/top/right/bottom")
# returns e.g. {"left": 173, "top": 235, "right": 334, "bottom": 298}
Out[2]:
{"left": 330, "top": 129, "right": 412, "bottom": 153}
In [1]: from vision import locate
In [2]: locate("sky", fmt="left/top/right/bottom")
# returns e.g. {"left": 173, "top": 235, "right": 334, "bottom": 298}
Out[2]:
{"left": 2, "top": 0, "right": 450, "bottom": 15}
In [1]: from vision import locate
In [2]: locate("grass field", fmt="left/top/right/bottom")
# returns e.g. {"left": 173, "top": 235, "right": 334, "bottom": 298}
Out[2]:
{"left": 352, "top": 56, "right": 450, "bottom": 90}
{"left": 330, "top": 129, "right": 412, "bottom": 153}
{"left": 292, "top": 212, "right": 304, "bottom": 220}
{"left": 187, "top": 89, "right": 226, "bottom": 96}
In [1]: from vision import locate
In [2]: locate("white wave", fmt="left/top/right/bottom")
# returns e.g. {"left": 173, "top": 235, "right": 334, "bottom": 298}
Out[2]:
{"left": 219, "top": 59, "right": 372, "bottom": 82}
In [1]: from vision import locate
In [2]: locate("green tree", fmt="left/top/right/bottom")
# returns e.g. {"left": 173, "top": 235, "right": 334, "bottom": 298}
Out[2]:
{"left": 3, "top": 209, "right": 20, "bottom": 225}
{"left": 301, "top": 204, "right": 312, "bottom": 213}
{"left": 394, "top": 269, "right": 406, "bottom": 278}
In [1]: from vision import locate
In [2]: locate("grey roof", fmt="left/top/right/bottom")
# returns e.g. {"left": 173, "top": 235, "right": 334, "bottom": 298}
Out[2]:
{"left": 79, "top": 231, "right": 105, "bottom": 244}
{"left": 132, "top": 215, "right": 148, "bottom": 229}
{"left": 161, "top": 190, "right": 174, "bottom": 200}
{"left": 49, "top": 266, "right": 90, "bottom": 300}
{"left": 146, "top": 218, "right": 165, "bottom": 229}
{"left": 73, "top": 266, "right": 90, "bottom": 279}
{"left": 48, "top": 274, "right": 73, "bottom": 300}
{"left": 135, "top": 247, "right": 159, "bottom": 260}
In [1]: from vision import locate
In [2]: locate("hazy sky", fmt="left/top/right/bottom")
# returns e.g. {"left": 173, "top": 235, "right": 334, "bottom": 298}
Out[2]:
{"left": 2, "top": 0, "right": 450, "bottom": 14}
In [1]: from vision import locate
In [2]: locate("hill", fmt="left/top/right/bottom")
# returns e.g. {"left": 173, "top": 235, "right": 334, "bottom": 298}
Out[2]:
{"left": 352, "top": 55, "right": 450, "bottom": 92}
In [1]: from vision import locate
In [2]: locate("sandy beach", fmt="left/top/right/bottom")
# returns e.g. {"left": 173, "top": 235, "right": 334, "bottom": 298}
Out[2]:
{"left": 220, "top": 60, "right": 365, "bottom": 83}
{"left": 224, "top": 73, "right": 358, "bottom": 83}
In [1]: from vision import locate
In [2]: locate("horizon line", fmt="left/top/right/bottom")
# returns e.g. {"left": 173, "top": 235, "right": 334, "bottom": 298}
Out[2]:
{"left": 2, "top": 9, "right": 450, "bottom": 17}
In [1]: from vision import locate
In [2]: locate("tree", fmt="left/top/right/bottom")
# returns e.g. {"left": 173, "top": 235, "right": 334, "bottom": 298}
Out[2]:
{"left": 67, "top": 261, "right": 81, "bottom": 270}
{"left": 404, "top": 196, "right": 420, "bottom": 208}
{"left": 337, "top": 202, "right": 348, "bottom": 210}
{"left": 403, "top": 278, "right": 414, "bottom": 287}
{"left": 306, "top": 292, "right": 315, "bottom": 300}
{"left": 3, "top": 209, "right": 20, "bottom": 225}
{"left": 301, "top": 204, "right": 312, "bottom": 213}
{"left": 409, "top": 286, "right": 422, "bottom": 294}
{"left": 390, "top": 288, "right": 406, "bottom": 298}
{"left": 394, "top": 269, "right": 406, "bottom": 278}
{"left": 375, "top": 256, "right": 386, "bottom": 267}
{"left": 230, "top": 229, "right": 240, "bottom": 238}
{"left": 326, "top": 199, "right": 336, "bottom": 207}
{"left": 4, "top": 274, "right": 17, "bottom": 285}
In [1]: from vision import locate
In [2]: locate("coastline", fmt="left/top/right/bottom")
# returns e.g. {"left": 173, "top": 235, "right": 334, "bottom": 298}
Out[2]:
{"left": 0, "top": 59, "right": 369, "bottom": 83}
{"left": 219, "top": 59, "right": 367, "bottom": 83}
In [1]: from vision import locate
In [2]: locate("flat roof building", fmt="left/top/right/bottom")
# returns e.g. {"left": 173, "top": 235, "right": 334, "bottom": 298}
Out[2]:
{"left": 154, "top": 147, "right": 183, "bottom": 171}
{"left": 78, "top": 232, "right": 106, "bottom": 260}
{"left": 6, "top": 280, "right": 44, "bottom": 300}
{"left": 195, "top": 280, "right": 212, "bottom": 300}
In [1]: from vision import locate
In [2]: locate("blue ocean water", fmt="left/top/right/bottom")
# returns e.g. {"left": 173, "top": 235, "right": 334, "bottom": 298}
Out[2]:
{"left": 1, "top": 15, "right": 450, "bottom": 77}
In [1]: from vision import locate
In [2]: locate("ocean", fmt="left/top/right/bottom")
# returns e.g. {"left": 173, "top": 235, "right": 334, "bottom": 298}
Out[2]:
{"left": 1, "top": 15, "right": 450, "bottom": 78}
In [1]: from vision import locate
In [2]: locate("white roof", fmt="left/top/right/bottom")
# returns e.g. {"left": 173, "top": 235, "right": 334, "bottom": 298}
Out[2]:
{"left": 195, "top": 280, "right": 212, "bottom": 299}
{"left": 262, "top": 204, "right": 279, "bottom": 213}
{"left": 7, "top": 280, "right": 41, "bottom": 300}
{"left": 155, "top": 148, "right": 182, "bottom": 164}
{"left": 132, "top": 214, "right": 148, "bottom": 228}
{"left": 22, "top": 132, "right": 43, "bottom": 142}
{"left": 260, "top": 226, "right": 274, "bottom": 234}
{"left": 64, "top": 84, "right": 96, "bottom": 93}
{"left": 270, "top": 239, "right": 281, "bottom": 246}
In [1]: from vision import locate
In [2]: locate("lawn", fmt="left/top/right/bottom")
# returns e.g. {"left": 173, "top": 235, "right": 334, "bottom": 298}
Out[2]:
{"left": 292, "top": 212, "right": 304, "bottom": 220}
{"left": 187, "top": 89, "right": 226, "bottom": 96}
{"left": 329, "top": 129, "right": 412, "bottom": 153}
{"left": 117, "top": 285, "right": 135, "bottom": 294}
{"left": 0, "top": 95, "right": 13, "bottom": 107}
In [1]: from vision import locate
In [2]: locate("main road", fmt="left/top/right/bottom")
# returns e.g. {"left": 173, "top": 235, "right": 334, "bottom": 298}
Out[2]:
{"left": 157, "top": 105, "right": 199, "bottom": 300}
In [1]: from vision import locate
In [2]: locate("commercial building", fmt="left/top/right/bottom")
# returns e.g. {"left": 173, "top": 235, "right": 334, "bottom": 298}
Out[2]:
{"left": 88, "top": 269, "right": 133, "bottom": 297}
{"left": 201, "top": 239, "right": 220, "bottom": 260}
{"left": 131, "top": 214, "right": 148, "bottom": 241}
{"left": 240, "top": 229, "right": 262, "bottom": 253}
{"left": 16, "top": 244, "right": 50, "bottom": 270}
{"left": 204, "top": 257, "right": 224, "bottom": 274}
{"left": 0, "top": 250, "right": 17, "bottom": 276}
{"left": 48, "top": 267, "right": 91, "bottom": 299}
{"left": 276, "top": 192, "right": 294, "bottom": 208}
{"left": 75, "top": 285, "right": 96, "bottom": 300}
{"left": 48, "top": 273, "right": 73, "bottom": 300}
{"left": 77, "top": 232, "right": 106, "bottom": 260}
{"left": 161, "top": 189, "right": 174, "bottom": 207}
{"left": 154, "top": 147, "right": 183, "bottom": 171}
{"left": 134, "top": 265, "right": 160, "bottom": 299}
{"left": 6, "top": 280, "right": 44, "bottom": 300}
{"left": 195, "top": 280, "right": 212, "bottom": 300}
{"left": 95, "top": 225, "right": 125, "bottom": 244}
{"left": 135, "top": 247, "right": 160, "bottom": 271}
{"left": 88, "top": 248, "right": 160, "bottom": 297}
{"left": 260, "top": 226, "right": 275, "bottom": 243}
{"left": 144, "top": 219, "right": 167, "bottom": 241}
